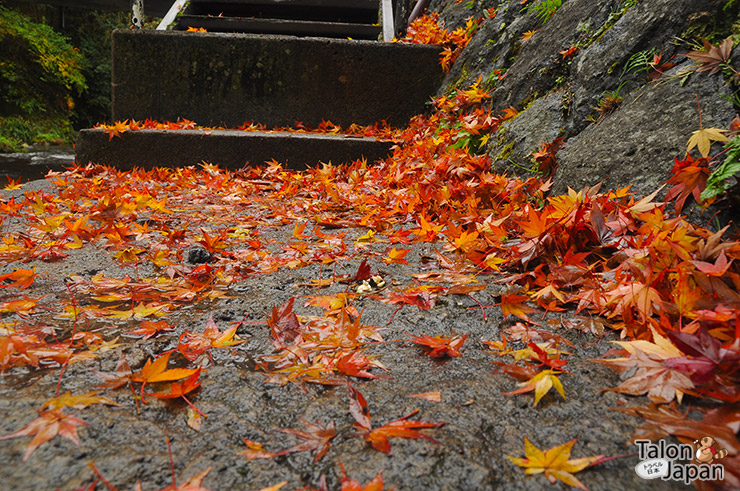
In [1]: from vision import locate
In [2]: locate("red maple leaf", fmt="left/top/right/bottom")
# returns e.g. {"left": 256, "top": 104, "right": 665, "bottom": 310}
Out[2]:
{"left": 407, "top": 333, "right": 468, "bottom": 358}
{"left": 348, "top": 384, "right": 446, "bottom": 454}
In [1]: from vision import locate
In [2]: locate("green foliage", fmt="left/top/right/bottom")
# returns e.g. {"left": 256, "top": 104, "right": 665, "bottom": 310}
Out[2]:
{"left": 701, "top": 135, "right": 740, "bottom": 201}
{"left": 0, "top": 6, "right": 86, "bottom": 117}
{"left": 621, "top": 48, "right": 658, "bottom": 78}
{"left": 0, "top": 116, "right": 74, "bottom": 152}
{"left": 63, "top": 9, "right": 128, "bottom": 129}
{"left": 523, "top": 0, "right": 562, "bottom": 24}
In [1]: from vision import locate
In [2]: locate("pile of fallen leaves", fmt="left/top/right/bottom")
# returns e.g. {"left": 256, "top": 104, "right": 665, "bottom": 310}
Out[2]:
{"left": 2, "top": 24, "right": 740, "bottom": 490}
{"left": 93, "top": 118, "right": 401, "bottom": 143}
{"left": 399, "top": 11, "right": 489, "bottom": 71}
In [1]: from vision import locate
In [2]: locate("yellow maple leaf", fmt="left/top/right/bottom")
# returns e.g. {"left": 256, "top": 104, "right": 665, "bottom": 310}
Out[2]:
{"left": 686, "top": 127, "right": 728, "bottom": 158}
{"left": 503, "top": 369, "right": 566, "bottom": 406}
{"left": 520, "top": 29, "right": 538, "bottom": 42}
{"left": 41, "top": 390, "right": 120, "bottom": 411}
{"left": 506, "top": 437, "right": 604, "bottom": 490}
{"left": 355, "top": 229, "right": 376, "bottom": 242}
{"left": 383, "top": 246, "right": 412, "bottom": 264}
{"left": 4, "top": 176, "right": 24, "bottom": 190}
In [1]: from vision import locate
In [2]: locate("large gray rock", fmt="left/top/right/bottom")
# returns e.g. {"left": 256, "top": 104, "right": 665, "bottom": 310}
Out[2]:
{"left": 553, "top": 64, "right": 734, "bottom": 196}
{"left": 489, "top": 0, "right": 617, "bottom": 112}
{"left": 567, "top": 0, "right": 727, "bottom": 135}
{"left": 488, "top": 92, "right": 566, "bottom": 178}
{"left": 434, "top": 0, "right": 736, "bottom": 201}
{"left": 438, "top": 0, "right": 541, "bottom": 95}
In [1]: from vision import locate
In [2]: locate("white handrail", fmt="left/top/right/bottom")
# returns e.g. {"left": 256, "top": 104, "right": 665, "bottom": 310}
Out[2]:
{"left": 381, "top": 0, "right": 394, "bottom": 41}
{"left": 157, "top": 0, "right": 189, "bottom": 30}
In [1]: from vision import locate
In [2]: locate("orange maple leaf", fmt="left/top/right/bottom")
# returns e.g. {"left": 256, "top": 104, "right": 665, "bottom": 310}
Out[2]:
{"left": 0, "top": 267, "right": 38, "bottom": 289}
{"left": 127, "top": 320, "right": 174, "bottom": 340}
{"left": 500, "top": 293, "right": 536, "bottom": 322}
{"left": 382, "top": 247, "right": 412, "bottom": 265}
{"left": 502, "top": 369, "right": 566, "bottom": 406}
{"left": 276, "top": 419, "right": 337, "bottom": 463}
{"left": 103, "top": 120, "right": 129, "bottom": 141}
{"left": 131, "top": 351, "right": 198, "bottom": 402}
{"left": 147, "top": 368, "right": 206, "bottom": 417}
{"left": 0, "top": 409, "right": 86, "bottom": 461}
{"left": 348, "top": 384, "right": 446, "bottom": 454}
{"left": 340, "top": 462, "right": 387, "bottom": 491}
{"left": 177, "top": 317, "right": 244, "bottom": 361}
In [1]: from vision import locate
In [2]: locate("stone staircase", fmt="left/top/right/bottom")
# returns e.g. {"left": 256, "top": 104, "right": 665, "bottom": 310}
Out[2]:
{"left": 174, "top": 0, "right": 383, "bottom": 40}
{"left": 75, "top": 0, "right": 441, "bottom": 171}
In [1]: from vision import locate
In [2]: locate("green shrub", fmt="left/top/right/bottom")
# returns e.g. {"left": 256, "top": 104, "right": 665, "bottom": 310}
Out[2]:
{"left": 0, "top": 6, "right": 86, "bottom": 118}
{"left": 0, "top": 115, "right": 75, "bottom": 151}
{"left": 702, "top": 135, "right": 740, "bottom": 201}
{"left": 523, "top": 0, "right": 562, "bottom": 24}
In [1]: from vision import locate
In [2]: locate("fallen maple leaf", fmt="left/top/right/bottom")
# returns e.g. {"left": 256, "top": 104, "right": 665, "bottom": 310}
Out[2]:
{"left": 406, "top": 332, "right": 468, "bottom": 358}
{"left": 276, "top": 418, "right": 337, "bottom": 463}
{"left": 348, "top": 384, "right": 446, "bottom": 454}
{"left": 382, "top": 247, "right": 412, "bottom": 265}
{"left": 267, "top": 297, "right": 302, "bottom": 347}
{"left": 499, "top": 293, "right": 536, "bottom": 322}
{"left": 687, "top": 127, "right": 728, "bottom": 158}
{"left": 346, "top": 258, "right": 372, "bottom": 283}
{"left": 685, "top": 37, "right": 733, "bottom": 75}
{"left": 663, "top": 326, "right": 740, "bottom": 401}
{"left": 127, "top": 319, "right": 174, "bottom": 340}
{"left": 0, "top": 267, "right": 38, "bottom": 289}
{"left": 599, "top": 349, "right": 694, "bottom": 404}
{"left": 131, "top": 352, "right": 199, "bottom": 403}
{"left": 238, "top": 439, "right": 279, "bottom": 460}
{"left": 692, "top": 251, "right": 733, "bottom": 277}
{"left": 592, "top": 332, "right": 695, "bottom": 404}
{"left": 502, "top": 369, "right": 566, "bottom": 406}
{"left": 147, "top": 368, "right": 206, "bottom": 417}
{"left": 507, "top": 437, "right": 604, "bottom": 490}
{"left": 333, "top": 351, "right": 387, "bottom": 379}
{"left": 408, "top": 391, "right": 442, "bottom": 402}
{"left": 103, "top": 120, "right": 129, "bottom": 140}
{"left": 41, "top": 390, "right": 120, "bottom": 410}
{"left": 339, "top": 462, "right": 387, "bottom": 491}
{"left": 177, "top": 316, "right": 244, "bottom": 361}
{"left": 0, "top": 408, "right": 86, "bottom": 461}
{"left": 4, "top": 176, "right": 24, "bottom": 190}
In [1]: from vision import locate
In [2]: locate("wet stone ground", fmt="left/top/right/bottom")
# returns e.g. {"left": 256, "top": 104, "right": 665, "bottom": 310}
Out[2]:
{"left": 0, "top": 179, "right": 678, "bottom": 491}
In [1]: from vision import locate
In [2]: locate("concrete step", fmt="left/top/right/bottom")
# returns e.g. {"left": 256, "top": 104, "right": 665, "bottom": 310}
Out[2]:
{"left": 177, "top": 16, "right": 381, "bottom": 39}
{"left": 178, "top": 0, "right": 381, "bottom": 38}
{"left": 75, "top": 128, "right": 393, "bottom": 170}
{"left": 187, "top": 0, "right": 379, "bottom": 22}
{"left": 111, "top": 29, "right": 443, "bottom": 128}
